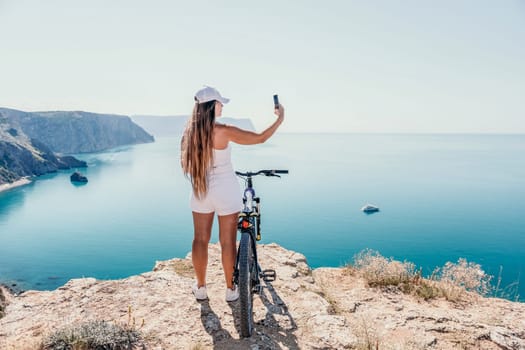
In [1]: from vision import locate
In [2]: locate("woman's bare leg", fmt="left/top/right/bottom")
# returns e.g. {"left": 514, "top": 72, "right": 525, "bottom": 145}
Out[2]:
{"left": 218, "top": 212, "right": 239, "bottom": 289}
{"left": 192, "top": 212, "right": 214, "bottom": 287}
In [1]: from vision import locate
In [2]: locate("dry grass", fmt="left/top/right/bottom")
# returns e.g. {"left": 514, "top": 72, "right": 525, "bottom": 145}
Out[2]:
{"left": 350, "top": 249, "right": 494, "bottom": 302}
{"left": 435, "top": 258, "right": 492, "bottom": 296}
{"left": 170, "top": 259, "right": 195, "bottom": 278}
{"left": 40, "top": 321, "right": 143, "bottom": 350}
{"left": 352, "top": 249, "right": 425, "bottom": 296}
{"left": 40, "top": 306, "right": 146, "bottom": 350}
{"left": 355, "top": 317, "right": 380, "bottom": 350}
{"left": 493, "top": 265, "right": 521, "bottom": 301}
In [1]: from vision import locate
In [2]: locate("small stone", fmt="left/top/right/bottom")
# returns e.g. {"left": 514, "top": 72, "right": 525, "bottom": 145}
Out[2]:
{"left": 304, "top": 276, "right": 315, "bottom": 284}
{"left": 426, "top": 336, "right": 437, "bottom": 346}
{"left": 287, "top": 282, "right": 300, "bottom": 292}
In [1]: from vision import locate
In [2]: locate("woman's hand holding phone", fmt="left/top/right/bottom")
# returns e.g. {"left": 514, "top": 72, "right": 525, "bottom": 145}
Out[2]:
{"left": 273, "top": 94, "right": 284, "bottom": 121}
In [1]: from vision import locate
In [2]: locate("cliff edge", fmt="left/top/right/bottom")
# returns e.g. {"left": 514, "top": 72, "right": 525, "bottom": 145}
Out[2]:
{"left": 0, "top": 107, "right": 154, "bottom": 186}
{"left": 1, "top": 243, "right": 524, "bottom": 350}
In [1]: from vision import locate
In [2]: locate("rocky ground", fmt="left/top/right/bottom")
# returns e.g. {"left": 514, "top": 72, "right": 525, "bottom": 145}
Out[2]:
{"left": 1, "top": 243, "right": 524, "bottom": 350}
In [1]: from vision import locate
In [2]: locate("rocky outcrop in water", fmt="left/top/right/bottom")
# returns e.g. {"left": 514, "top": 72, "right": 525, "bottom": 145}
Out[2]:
{"left": 70, "top": 171, "right": 88, "bottom": 183}
{"left": 1, "top": 243, "right": 523, "bottom": 349}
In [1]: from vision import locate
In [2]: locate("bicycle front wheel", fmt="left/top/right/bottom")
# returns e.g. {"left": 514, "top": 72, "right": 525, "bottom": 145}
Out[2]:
{"left": 238, "top": 231, "right": 254, "bottom": 337}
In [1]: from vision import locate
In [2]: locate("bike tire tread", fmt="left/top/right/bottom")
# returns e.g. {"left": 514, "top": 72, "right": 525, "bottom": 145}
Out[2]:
{"left": 239, "top": 231, "right": 253, "bottom": 337}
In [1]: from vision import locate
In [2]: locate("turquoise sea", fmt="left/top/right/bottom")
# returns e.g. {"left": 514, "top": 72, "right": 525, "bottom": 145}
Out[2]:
{"left": 1, "top": 134, "right": 524, "bottom": 301}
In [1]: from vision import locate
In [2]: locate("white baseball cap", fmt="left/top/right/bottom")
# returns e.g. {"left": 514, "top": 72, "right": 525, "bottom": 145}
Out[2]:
{"left": 194, "top": 85, "right": 230, "bottom": 104}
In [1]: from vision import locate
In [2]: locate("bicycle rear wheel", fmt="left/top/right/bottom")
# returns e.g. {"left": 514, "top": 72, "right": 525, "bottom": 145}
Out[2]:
{"left": 238, "top": 231, "right": 254, "bottom": 337}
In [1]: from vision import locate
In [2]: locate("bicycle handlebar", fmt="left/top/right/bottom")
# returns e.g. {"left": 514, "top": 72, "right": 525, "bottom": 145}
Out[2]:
{"left": 235, "top": 169, "right": 289, "bottom": 177}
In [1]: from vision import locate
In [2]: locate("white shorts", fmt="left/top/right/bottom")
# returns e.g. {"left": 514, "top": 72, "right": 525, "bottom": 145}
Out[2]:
{"left": 190, "top": 170, "right": 243, "bottom": 216}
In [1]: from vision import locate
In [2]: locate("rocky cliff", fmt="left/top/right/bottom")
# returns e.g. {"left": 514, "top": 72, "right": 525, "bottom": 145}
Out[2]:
{"left": 2, "top": 108, "right": 154, "bottom": 154}
{"left": 0, "top": 107, "right": 154, "bottom": 185}
{"left": 1, "top": 243, "right": 523, "bottom": 350}
{"left": 0, "top": 111, "right": 87, "bottom": 185}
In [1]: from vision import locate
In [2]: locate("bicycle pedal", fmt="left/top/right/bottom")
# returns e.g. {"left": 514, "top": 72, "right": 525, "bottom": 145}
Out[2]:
{"left": 261, "top": 269, "right": 276, "bottom": 282}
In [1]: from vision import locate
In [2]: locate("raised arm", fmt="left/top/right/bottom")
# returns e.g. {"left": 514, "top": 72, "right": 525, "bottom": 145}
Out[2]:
{"left": 224, "top": 104, "right": 285, "bottom": 145}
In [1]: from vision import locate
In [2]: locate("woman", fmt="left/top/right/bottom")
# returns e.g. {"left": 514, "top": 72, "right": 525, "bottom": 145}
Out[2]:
{"left": 181, "top": 86, "right": 284, "bottom": 302}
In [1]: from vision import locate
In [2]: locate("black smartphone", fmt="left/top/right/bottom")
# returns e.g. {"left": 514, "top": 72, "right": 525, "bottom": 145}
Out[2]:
{"left": 273, "top": 94, "right": 279, "bottom": 109}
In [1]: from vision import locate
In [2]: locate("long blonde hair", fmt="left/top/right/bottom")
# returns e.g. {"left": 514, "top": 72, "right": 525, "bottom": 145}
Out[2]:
{"left": 181, "top": 100, "right": 216, "bottom": 198}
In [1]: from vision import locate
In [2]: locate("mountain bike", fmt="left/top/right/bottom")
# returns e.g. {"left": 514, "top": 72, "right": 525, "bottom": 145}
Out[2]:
{"left": 233, "top": 169, "right": 288, "bottom": 338}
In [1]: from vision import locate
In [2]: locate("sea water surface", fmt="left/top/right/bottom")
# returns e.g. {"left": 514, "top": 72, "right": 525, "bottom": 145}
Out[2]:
{"left": 1, "top": 134, "right": 524, "bottom": 301}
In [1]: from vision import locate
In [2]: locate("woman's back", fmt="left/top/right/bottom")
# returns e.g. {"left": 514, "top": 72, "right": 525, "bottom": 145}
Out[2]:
{"left": 210, "top": 144, "right": 233, "bottom": 175}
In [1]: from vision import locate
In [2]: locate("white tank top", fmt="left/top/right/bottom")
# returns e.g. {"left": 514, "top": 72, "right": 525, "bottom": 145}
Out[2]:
{"left": 210, "top": 143, "right": 234, "bottom": 175}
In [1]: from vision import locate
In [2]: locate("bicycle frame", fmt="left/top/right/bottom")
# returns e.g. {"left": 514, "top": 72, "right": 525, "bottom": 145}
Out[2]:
{"left": 232, "top": 169, "right": 287, "bottom": 338}
{"left": 233, "top": 175, "right": 262, "bottom": 290}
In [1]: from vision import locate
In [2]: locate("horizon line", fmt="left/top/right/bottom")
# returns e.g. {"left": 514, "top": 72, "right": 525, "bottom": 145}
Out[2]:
{"left": 2, "top": 106, "right": 523, "bottom": 135}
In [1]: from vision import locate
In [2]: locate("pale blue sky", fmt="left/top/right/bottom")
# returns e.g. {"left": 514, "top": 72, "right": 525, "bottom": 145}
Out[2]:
{"left": 1, "top": 0, "right": 524, "bottom": 133}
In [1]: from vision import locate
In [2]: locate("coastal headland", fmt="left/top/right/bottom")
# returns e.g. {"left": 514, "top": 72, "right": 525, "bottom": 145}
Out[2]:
{"left": 1, "top": 243, "right": 524, "bottom": 350}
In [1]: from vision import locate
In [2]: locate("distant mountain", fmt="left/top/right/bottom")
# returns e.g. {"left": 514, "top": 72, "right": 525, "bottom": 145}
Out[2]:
{"left": 131, "top": 115, "right": 256, "bottom": 137}
{"left": 0, "top": 107, "right": 154, "bottom": 185}
{"left": 131, "top": 115, "right": 189, "bottom": 138}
